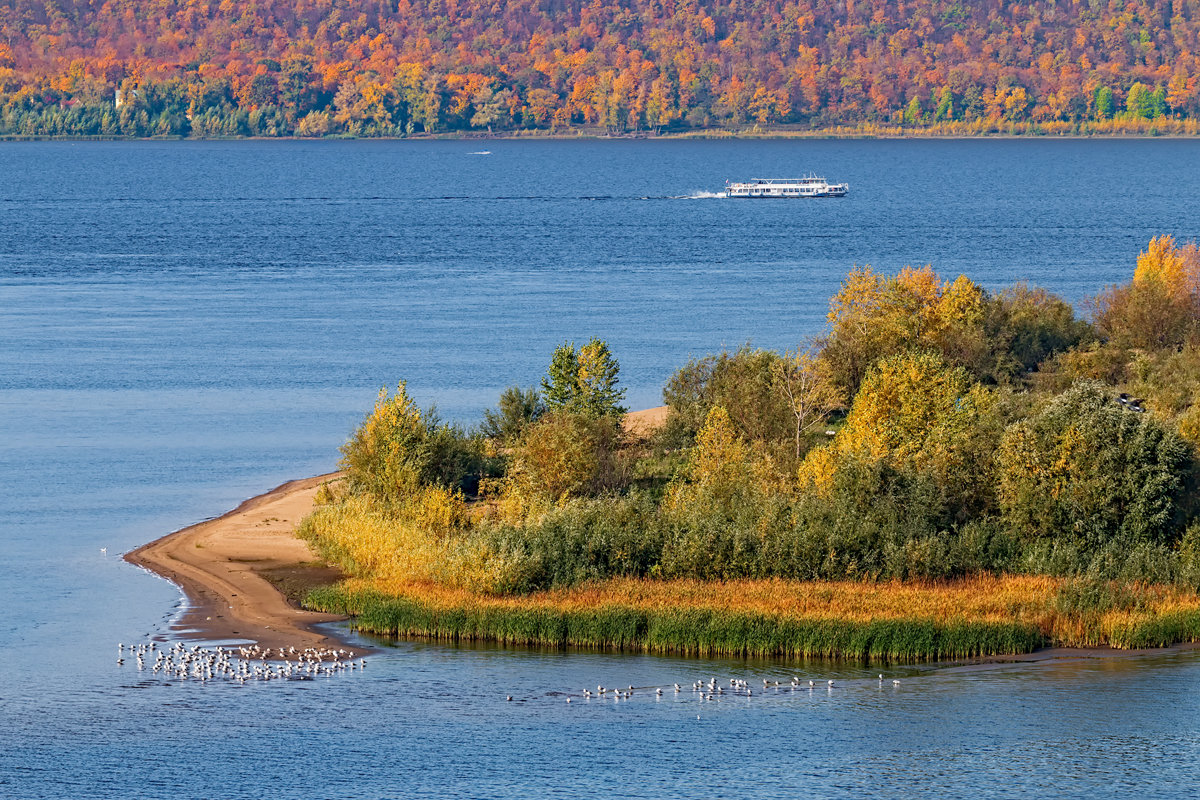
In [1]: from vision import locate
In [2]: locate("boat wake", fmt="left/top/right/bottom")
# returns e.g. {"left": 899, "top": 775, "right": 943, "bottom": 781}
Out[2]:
{"left": 673, "top": 190, "right": 727, "bottom": 199}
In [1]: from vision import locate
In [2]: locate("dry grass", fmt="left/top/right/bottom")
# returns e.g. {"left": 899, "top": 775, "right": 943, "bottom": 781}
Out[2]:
{"left": 305, "top": 574, "right": 1200, "bottom": 659}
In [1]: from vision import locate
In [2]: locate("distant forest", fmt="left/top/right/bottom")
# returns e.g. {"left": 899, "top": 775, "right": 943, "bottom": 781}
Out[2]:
{"left": 4, "top": 0, "right": 1200, "bottom": 136}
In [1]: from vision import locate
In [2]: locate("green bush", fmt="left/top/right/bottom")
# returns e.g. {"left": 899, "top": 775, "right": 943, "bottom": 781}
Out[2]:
{"left": 997, "top": 381, "right": 1193, "bottom": 548}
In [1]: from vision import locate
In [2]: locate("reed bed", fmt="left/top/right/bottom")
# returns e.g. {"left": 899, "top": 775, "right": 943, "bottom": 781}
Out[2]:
{"left": 304, "top": 574, "right": 1200, "bottom": 660}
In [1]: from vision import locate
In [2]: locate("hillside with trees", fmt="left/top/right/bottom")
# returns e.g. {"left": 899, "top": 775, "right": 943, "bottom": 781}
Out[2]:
{"left": 4, "top": 0, "right": 1200, "bottom": 136}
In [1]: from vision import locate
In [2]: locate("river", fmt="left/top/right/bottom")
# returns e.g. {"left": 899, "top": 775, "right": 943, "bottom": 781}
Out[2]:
{"left": 2, "top": 138, "right": 1199, "bottom": 798}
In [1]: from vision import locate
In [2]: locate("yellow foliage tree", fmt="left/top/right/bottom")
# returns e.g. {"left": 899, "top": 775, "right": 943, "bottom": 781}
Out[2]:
{"left": 1096, "top": 236, "right": 1200, "bottom": 348}
{"left": 823, "top": 265, "right": 987, "bottom": 401}
{"left": 799, "top": 351, "right": 1000, "bottom": 513}
{"left": 339, "top": 382, "right": 428, "bottom": 502}
{"left": 665, "top": 406, "right": 774, "bottom": 515}
{"left": 1133, "top": 235, "right": 1200, "bottom": 301}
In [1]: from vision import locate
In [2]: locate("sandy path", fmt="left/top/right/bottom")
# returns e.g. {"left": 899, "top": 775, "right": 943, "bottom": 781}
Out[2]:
{"left": 125, "top": 473, "right": 366, "bottom": 656}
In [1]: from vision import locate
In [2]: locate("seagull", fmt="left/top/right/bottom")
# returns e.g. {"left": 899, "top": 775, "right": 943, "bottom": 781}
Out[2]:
{"left": 100, "top": 547, "right": 107, "bottom": 555}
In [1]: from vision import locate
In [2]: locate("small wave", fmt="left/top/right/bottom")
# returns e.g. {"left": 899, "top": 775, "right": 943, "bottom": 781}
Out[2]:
{"left": 468, "top": 150, "right": 492, "bottom": 155}
{"left": 674, "top": 190, "right": 727, "bottom": 200}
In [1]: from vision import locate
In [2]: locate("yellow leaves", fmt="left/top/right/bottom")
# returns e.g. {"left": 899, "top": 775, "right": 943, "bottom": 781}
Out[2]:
{"left": 939, "top": 274, "right": 985, "bottom": 328}
{"left": 795, "top": 444, "right": 837, "bottom": 498}
{"left": 402, "top": 484, "right": 468, "bottom": 534}
{"left": 827, "top": 264, "right": 888, "bottom": 328}
{"left": 1178, "top": 404, "right": 1200, "bottom": 449}
{"left": 840, "top": 351, "right": 976, "bottom": 459}
{"left": 1134, "top": 235, "right": 1200, "bottom": 303}
{"left": 665, "top": 405, "right": 771, "bottom": 514}
{"left": 685, "top": 406, "right": 746, "bottom": 485}
{"left": 1050, "top": 425, "right": 1085, "bottom": 499}
{"left": 801, "top": 351, "right": 996, "bottom": 500}
{"left": 825, "top": 264, "right": 986, "bottom": 399}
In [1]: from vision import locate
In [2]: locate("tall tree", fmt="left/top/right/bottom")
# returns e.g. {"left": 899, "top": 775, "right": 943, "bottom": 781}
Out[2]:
{"left": 541, "top": 338, "right": 627, "bottom": 417}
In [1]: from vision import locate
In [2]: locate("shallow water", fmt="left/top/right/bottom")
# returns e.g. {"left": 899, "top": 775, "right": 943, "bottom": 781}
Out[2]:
{"left": 3, "top": 139, "right": 1200, "bottom": 798}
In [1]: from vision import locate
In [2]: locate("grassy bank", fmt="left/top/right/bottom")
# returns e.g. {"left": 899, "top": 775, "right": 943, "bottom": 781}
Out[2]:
{"left": 303, "top": 575, "right": 1200, "bottom": 661}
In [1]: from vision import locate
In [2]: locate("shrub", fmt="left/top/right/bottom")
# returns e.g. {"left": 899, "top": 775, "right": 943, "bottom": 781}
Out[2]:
{"left": 662, "top": 345, "right": 795, "bottom": 444}
{"left": 997, "top": 381, "right": 1193, "bottom": 548}
{"left": 480, "top": 385, "right": 544, "bottom": 445}
{"left": 339, "top": 382, "right": 486, "bottom": 503}
{"left": 504, "top": 411, "right": 628, "bottom": 504}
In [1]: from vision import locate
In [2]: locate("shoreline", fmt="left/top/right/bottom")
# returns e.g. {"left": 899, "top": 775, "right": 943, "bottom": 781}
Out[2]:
{"left": 128, "top": 421, "right": 1199, "bottom": 665}
{"left": 125, "top": 472, "right": 368, "bottom": 657}
{"left": 4, "top": 130, "right": 1199, "bottom": 143}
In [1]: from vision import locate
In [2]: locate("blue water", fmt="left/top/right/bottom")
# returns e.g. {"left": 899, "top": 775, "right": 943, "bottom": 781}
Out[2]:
{"left": 3, "top": 139, "right": 1200, "bottom": 798}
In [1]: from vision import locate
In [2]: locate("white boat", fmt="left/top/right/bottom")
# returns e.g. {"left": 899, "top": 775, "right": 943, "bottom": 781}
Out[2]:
{"left": 725, "top": 176, "right": 848, "bottom": 198}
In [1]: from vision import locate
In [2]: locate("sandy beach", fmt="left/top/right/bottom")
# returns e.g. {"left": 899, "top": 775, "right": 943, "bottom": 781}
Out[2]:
{"left": 125, "top": 472, "right": 366, "bottom": 656}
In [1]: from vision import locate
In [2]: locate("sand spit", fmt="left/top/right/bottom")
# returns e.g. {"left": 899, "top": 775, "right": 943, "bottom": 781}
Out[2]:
{"left": 125, "top": 472, "right": 366, "bottom": 656}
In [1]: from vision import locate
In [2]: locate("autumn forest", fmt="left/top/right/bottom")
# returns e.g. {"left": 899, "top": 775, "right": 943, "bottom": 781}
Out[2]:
{"left": 4, "top": 0, "right": 1200, "bottom": 136}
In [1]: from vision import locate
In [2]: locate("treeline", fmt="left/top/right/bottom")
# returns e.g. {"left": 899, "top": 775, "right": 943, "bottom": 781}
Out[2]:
{"left": 5, "top": 0, "right": 1200, "bottom": 136}
{"left": 300, "top": 236, "right": 1200, "bottom": 600}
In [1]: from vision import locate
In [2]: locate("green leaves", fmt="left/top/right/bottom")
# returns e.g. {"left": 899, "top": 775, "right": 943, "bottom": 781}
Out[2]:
{"left": 997, "top": 381, "right": 1192, "bottom": 547}
{"left": 540, "top": 338, "right": 627, "bottom": 418}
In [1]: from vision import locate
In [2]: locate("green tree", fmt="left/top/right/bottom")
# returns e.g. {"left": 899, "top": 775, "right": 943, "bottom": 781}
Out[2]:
{"left": 1094, "top": 86, "right": 1115, "bottom": 120}
{"left": 481, "top": 386, "right": 545, "bottom": 444}
{"left": 1150, "top": 84, "right": 1168, "bottom": 118}
{"left": 934, "top": 86, "right": 955, "bottom": 121}
{"left": 541, "top": 339, "right": 627, "bottom": 417}
{"left": 1127, "top": 82, "right": 1155, "bottom": 119}
{"left": 904, "top": 95, "right": 923, "bottom": 125}
{"left": 662, "top": 346, "right": 795, "bottom": 446}
{"left": 996, "top": 381, "right": 1192, "bottom": 547}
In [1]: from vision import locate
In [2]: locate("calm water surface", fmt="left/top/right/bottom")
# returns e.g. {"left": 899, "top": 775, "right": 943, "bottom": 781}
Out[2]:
{"left": 3, "top": 139, "right": 1200, "bottom": 798}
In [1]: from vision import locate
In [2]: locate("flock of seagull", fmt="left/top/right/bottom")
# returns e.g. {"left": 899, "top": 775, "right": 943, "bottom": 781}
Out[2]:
{"left": 116, "top": 640, "right": 365, "bottom": 683}
{"left": 507, "top": 674, "right": 904, "bottom": 703}
{"left": 117, "top": 638, "right": 907, "bottom": 699}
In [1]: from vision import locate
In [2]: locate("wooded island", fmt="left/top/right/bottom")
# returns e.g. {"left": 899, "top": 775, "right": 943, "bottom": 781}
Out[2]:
{"left": 301, "top": 237, "right": 1200, "bottom": 660}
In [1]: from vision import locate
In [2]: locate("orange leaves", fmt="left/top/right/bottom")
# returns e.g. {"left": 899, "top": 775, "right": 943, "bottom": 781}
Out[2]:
{"left": 15, "top": 0, "right": 1200, "bottom": 135}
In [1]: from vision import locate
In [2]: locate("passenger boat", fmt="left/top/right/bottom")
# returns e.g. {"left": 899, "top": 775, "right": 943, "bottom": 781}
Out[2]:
{"left": 725, "top": 176, "right": 848, "bottom": 198}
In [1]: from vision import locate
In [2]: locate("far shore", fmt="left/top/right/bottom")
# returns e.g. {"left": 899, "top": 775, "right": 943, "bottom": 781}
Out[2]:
{"left": 4, "top": 129, "right": 1198, "bottom": 144}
